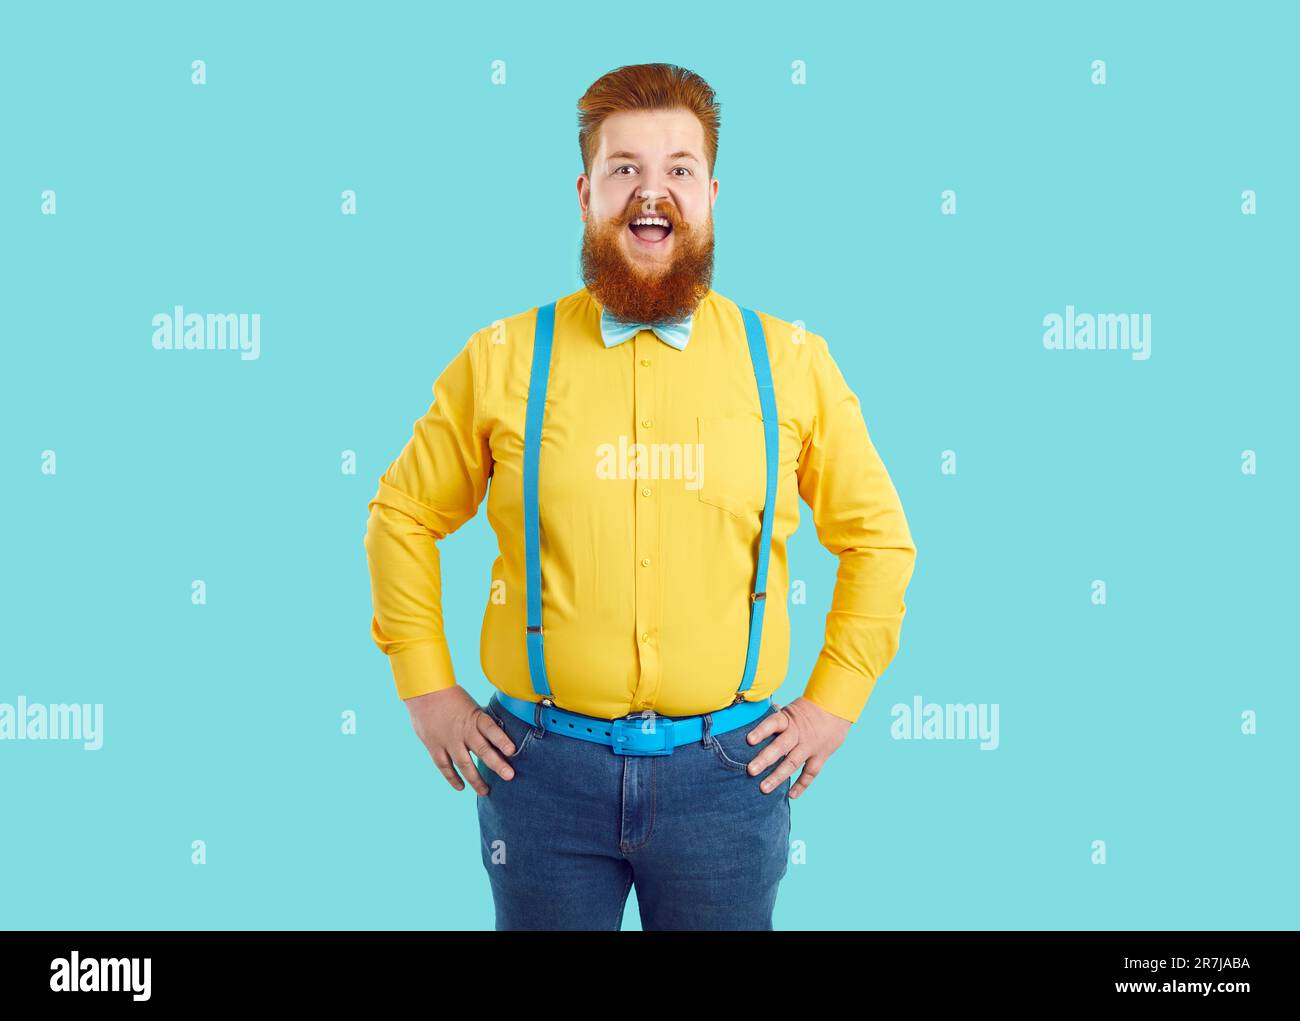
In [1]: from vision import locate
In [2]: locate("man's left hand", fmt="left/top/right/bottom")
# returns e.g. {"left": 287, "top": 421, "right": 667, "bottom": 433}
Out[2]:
{"left": 743, "top": 697, "right": 851, "bottom": 800}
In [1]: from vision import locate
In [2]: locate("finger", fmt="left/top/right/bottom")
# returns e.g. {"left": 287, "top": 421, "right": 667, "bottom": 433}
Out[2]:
{"left": 789, "top": 758, "right": 822, "bottom": 799}
{"left": 451, "top": 744, "right": 490, "bottom": 796}
{"left": 743, "top": 706, "right": 792, "bottom": 743}
{"left": 757, "top": 744, "right": 807, "bottom": 794}
{"left": 747, "top": 731, "right": 799, "bottom": 777}
{"left": 469, "top": 728, "right": 516, "bottom": 782}
{"left": 430, "top": 748, "right": 466, "bottom": 791}
{"left": 475, "top": 709, "right": 517, "bottom": 758}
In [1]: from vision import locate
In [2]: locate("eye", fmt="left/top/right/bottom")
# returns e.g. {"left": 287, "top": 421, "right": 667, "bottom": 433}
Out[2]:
{"left": 672, "top": 166, "right": 692, "bottom": 176}
{"left": 614, "top": 164, "right": 637, "bottom": 176}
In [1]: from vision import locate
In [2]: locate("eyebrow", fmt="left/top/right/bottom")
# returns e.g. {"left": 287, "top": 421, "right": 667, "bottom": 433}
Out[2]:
{"left": 606, "top": 150, "right": 701, "bottom": 164}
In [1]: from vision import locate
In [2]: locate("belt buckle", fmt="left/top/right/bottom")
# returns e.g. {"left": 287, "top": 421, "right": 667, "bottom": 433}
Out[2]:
{"left": 610, "top": 715, "right": 674, "bottom": 756}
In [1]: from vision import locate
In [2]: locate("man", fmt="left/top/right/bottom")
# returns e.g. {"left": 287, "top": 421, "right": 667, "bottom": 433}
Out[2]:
{"left": 363, "top": 63, "right": 917, "bottom": 930}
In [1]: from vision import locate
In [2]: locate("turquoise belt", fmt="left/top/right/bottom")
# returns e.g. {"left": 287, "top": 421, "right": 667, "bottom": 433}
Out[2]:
{"left": 495, "top": 691, "right": 772, "bottom": 757}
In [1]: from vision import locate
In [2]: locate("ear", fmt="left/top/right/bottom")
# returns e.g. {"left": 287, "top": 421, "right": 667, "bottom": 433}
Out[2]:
{"left": 576, "top": 175, "right": 590, "bottom": 220}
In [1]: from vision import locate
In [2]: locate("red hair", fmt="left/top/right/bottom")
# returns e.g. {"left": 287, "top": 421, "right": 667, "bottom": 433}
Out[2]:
{"left": 577, "top": 63, "right": 721, "bottom": 178}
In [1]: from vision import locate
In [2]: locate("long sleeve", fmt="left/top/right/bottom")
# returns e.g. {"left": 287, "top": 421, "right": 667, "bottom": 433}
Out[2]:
{"left": 797, "top": 335, "right": 917, "bottom": 723}
{"left": 363, "top": 331, "right": 492, "bottom": 699}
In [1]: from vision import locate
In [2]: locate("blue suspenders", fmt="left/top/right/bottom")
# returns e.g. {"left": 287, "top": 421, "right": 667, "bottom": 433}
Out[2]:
{"left": 522, "top": 301, "right": 557, "bottom": 699}
{"left": 735, "top": 305, "right": 779, "bottom": 701}
{"left": 522, "top": 299, "right": 778, "bottom": 711}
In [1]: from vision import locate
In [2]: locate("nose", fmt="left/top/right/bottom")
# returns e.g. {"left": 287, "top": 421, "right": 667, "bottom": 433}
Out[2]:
{"left": 636, "top": 188, "right": 667, "bottom": 214}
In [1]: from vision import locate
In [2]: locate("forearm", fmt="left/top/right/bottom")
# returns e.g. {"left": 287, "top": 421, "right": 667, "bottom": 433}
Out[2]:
{"left": 803, "top": 542, "right": 916, "bottom": 723}
{"left": 364, "top": 499, "right": 459, "bottom": 700}
{"left": 362, "top": 331, "right": 491, "bottom": 699}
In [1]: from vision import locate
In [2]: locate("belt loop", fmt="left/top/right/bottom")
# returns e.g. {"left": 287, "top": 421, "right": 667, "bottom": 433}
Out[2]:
{"left": 533, "top": 700, "right": 547, "bottom": 738}
{"left": 700, "top": 711, "right": 713, "bottom": 746}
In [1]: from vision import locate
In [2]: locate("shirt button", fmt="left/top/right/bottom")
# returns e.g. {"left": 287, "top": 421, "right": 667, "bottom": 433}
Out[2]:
{"left": 640, "top": 632, "right": 650, "bottom": 643}
{"left": 641, "top": 487, "right": 651, "bottom": 497}
{"left": 640, "top": 358, "right": 651, "bottom": 367}
{"left": 641, "top": 418, "right": 652, "bottom": 428}
{"left": 641, "top": 557, "right": 651, "bottom": 567}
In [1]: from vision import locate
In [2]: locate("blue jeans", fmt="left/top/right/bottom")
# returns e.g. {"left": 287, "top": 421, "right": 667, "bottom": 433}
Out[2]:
{"left": 474, "top": 692, "right": 792, "bottom": 930}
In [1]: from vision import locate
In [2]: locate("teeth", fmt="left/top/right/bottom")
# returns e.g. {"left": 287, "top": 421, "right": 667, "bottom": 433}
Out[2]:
{"left": 631, "top": 216, "right": 670, "bottom": 227}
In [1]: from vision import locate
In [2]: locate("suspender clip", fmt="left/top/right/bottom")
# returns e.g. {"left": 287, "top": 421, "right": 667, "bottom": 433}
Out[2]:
{"left": 751, "top": 591, "right": 766, "bottom": 602}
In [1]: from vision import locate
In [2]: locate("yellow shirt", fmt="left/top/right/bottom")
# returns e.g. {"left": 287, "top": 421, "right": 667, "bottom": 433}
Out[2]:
{"left": 363, "top": 286, "right": 916, "bottom": 723}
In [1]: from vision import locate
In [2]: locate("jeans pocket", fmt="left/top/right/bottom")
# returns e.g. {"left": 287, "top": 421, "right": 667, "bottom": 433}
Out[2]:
{"left": 709, "top": 707, "right": 778, "bottom": 772}
{"left": 486, "top": 700, "right": 537, "bottom": 762}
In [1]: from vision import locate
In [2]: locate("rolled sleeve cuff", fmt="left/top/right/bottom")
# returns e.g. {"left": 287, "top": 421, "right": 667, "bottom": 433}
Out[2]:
{"left": 369, "top": 478, "right": 445, "bottom": 535}
{"left": 802, "top": 654, "right": 879, "bottom": 724}
{"left": 387, "top": 637, "right": 458, "bottom": 700}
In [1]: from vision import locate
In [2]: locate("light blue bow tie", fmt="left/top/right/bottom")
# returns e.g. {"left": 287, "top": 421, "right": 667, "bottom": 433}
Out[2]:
{"left": 600, "top": 307, "right": 693, "bottom": 351}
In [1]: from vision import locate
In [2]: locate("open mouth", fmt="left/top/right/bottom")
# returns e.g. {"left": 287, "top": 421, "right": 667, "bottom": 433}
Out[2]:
{"left": 627, "top": 215, "right": 673, "bottom": 246}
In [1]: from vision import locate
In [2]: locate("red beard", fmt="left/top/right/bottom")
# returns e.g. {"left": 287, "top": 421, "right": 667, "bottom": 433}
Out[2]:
{"left": 580, "top": 201, "right": 714, "bottom": 324}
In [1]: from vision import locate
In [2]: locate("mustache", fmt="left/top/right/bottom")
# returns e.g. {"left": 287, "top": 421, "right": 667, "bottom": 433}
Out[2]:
{"left": 620, "top": 201, "right": 679, "bottom": 226}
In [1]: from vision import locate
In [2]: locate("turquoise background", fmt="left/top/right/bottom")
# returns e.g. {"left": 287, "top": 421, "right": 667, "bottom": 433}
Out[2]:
{"left": 1, "top": 0, "right": 1295, "bottom": 930}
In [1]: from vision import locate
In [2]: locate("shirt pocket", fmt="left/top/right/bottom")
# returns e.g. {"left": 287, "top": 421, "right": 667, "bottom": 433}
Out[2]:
{"left": 696, "top": 413, "right": 768, "bottom": 518}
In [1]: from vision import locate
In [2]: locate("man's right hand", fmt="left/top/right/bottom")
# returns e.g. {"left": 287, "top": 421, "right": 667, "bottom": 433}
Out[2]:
{"left": 404, "top": 686, "right": 517, "bottom": 795}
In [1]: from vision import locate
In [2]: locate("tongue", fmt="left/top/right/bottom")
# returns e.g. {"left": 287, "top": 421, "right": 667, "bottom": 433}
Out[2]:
{"left": 631, "top": 223, "right": 670, "bottom": 242}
